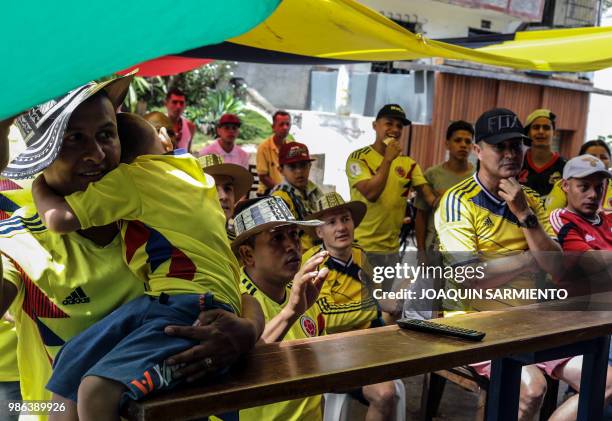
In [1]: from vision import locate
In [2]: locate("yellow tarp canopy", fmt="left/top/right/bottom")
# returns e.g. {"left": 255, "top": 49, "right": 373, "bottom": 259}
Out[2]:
{"left": 228, "top": 0, "right": 612, "bottom": 72}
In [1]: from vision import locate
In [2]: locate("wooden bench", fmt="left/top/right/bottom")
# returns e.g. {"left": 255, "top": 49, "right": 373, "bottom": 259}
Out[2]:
{"left": 123, "top": 294, "right": 612, "bottom": 421}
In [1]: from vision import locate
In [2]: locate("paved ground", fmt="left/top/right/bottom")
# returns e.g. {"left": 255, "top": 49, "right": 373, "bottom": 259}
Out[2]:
{"left": 404, "top": 375, "right": 480, "bottom": 420}
{"left": 344, "top": 375, "right": 481, "bottom": 420}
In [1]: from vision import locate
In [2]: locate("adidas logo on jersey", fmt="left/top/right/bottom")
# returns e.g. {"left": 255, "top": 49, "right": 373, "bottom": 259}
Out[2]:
{"left": 483, "top": 217, "right": 494, "bottom": 228}
{"left": 62, "top": 287, "right": 90, "bottom": 305}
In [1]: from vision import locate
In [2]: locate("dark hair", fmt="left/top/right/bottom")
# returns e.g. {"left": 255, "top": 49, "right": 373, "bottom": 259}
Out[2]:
{"left": 579, "top": 139, "right": 611, "bottom": 157}
{"left": 272, "top": 110, "right": 290, "bottom": 124}
{"left": 166, "top": 88, "right": 186, "bottom": 101}
{"left": 446, "top": 120, "right": 474, "bottom": 140}
{"left": 242, "top": 235, "right": 257, "bottom": 249}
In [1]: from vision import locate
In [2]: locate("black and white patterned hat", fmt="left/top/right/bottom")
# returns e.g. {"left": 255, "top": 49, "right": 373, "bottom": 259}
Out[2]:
{"left": 2, "top": 74, "right": 134, "bottom": 179}
{"left": 232, "top": 196, "right": 322, "bottom": 249}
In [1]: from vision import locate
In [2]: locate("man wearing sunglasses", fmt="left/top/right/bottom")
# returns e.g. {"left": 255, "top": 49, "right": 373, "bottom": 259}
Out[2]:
{"left": 199, "top": 113, "right": 250, "bottom": 169}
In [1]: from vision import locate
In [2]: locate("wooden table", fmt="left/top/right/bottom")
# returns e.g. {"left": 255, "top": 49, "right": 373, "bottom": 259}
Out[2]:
{"left": 125, "top": 296, "right": 612, "bottom": 421}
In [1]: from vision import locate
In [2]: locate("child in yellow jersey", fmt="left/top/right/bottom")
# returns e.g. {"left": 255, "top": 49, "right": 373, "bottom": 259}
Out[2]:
{"left": 0, "top": 117, "right": 22, "bottom": 420}
{"left": 32, "top": 113, "right": 242, "bottom": 417}
{"left": 0, "top": 188, "right": 30, "bottom": 414}
{"left": 271, "top": 141, "right": 324, "bottom": 252}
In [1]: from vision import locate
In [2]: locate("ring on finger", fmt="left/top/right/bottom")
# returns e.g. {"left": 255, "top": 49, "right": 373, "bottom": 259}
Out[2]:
{"left": 203, "top": 357, "right": 214, "bottom": 369}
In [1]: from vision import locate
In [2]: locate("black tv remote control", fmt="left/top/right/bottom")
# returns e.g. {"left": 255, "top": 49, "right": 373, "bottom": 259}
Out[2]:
{"left": 397, "top": 318, "right": 486, "bottom": 341}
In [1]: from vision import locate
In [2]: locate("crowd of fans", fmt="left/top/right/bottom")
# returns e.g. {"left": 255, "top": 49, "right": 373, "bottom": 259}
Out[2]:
{"left": 0, "top": 73, "right": 610, "bottom": 421}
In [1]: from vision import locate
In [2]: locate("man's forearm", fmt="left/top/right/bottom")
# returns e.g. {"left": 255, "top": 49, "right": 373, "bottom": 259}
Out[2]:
{"left": 416, "top": 184, "right": 439, "bottom": 209}
{"left": 521, "top": 223, "right": 562, "bottom": 277}
{"left": 576, "top": 251, "right": 612, "bottom": 288}
{"left": 354, "top": 160, "right": 392, "bottom": 202}
{"left": 259, "top": 174, "right": 276, "bottom": 189}
{"left": 260, "top": 306, "right": 299, "bottom": 343}
{"left": 463, "top": 252, "right": 536, "bottom": 290}
{"left": 415, "top": 209, "right": 427, "bottom": 251}
{"left": 32, "top": 176, "right": 81, "bottom": 233}
{"left": 241, "top": 294, "right": 264, "bottom": 342}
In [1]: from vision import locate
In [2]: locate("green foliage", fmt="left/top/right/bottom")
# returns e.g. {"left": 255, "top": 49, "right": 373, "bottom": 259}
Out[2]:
{"left": 132, "top": 76, "right": 166, "bottom": 110}
{"left": 172, "top": 62, "right": 236, "bottom": 105}
{"left": 237, "top": 109, "right": 272, "bottom": 144}
{"left": 596, "top": 134, "right": 612, "bottom": 151}
{"left": 185, "top": 89, "right": 245, "bottom": 136}
{"left": 190, "top": 131, "right": 212, "bottom": 153}
{"left": 108, "top": 61, "right": 272, "bottom": 144}
{"left": 124, "top": 76, "right": 166, "bottom": 113}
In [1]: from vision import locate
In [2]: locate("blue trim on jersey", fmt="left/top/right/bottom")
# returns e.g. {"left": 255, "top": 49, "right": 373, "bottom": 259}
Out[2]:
{"left": 470, "top": 191, "right": 520, "bottom": 225}
{"left": 473, "top": 173, "right": 504, "bottom": 206}
{"left": 446, "top": 178, "right": 478, "bottom": 222}
{"left": 0, "top": 214, "right": 46, "bottom": 235}
{"left": 165, "top": 148, "right": 187, "bottom": 156}
{"left": 0, "top": 213, "right": 40, "bottom": 226}
{"left": 144, "top": 227, "right": 173, "bottom": 273}
{"left": 36, "top": 318, "right": 65, "bottom": 347}
{"left": 0, "top": 195, "right": 19, "bottom": 213}
{"left": 0, "top": 224, "right": 46, "bottom": 236}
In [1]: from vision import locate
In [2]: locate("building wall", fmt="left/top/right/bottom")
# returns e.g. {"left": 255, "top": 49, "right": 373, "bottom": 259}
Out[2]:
{"left": 234, "top": 63, "right": 311, "bottom": 110}
{"left": 359, "top": 0, "right": 523, "bottom": 37}
{"left": 410, "top": 73, "right": 589, "bottom": 170}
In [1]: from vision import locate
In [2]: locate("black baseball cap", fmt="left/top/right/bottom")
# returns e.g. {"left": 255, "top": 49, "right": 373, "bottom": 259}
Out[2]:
{"left": 474, "top": 108, "right": 531, "bottom": 146}
{"left": 376, "top": 104, "right": 411, "bottom": 126}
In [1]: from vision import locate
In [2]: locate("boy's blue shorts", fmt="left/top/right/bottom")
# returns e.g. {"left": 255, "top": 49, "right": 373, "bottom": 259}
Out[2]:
{"left": 46, "top": 293, "right": 233, "bottom": 404}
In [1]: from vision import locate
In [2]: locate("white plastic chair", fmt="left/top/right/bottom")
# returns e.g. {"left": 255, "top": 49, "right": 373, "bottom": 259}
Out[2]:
{"left": 323, "top": 379, "right": 406, "bottom": 421}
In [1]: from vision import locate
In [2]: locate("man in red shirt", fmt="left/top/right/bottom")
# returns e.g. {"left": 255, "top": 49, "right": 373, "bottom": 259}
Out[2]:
{"left": 165, "top": 88, "right": 196, "bottom": 152}
{"left": 550, "top": 154, "right": 612, "bottom": 289}
{"left": 548, "top": 154, "right": 612, "bottom": 420}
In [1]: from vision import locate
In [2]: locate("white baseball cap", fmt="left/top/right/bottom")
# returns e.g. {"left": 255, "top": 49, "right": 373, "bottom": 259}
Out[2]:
{"left": 563, "top": 154, "right": 612, "bottom": 180}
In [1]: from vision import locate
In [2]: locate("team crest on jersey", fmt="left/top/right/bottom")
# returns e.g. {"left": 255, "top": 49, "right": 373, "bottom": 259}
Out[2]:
{"left": 395, "top": 166, "right": 406, "bottom": 177}
{"left": 349, "top": 163, "right": 362, "bottom": 177}
{"left": 300, "top": 315, "right": 317, "bottom": 337}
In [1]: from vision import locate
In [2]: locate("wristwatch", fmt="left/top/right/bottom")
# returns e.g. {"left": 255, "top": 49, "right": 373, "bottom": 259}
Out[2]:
{"left": 518, "top": 213, "right": 538, "bottom": 229}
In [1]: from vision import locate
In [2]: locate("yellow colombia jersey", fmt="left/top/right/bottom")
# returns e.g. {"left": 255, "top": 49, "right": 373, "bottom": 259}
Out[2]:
{"left": 545, "top": 179, "right": 612, "bottom": 215}
{"left": 346, "top": 146, "right": 427, "bottom": 253}
{"left": 0, "top": 184, "right": 33, "bottom": 383}
{"left": 65, "top": 151, "right": 241, "bottom": 314}
{"left": 0, "top": 319, "right": 18, "bottom": 382}
{"left": 239, "top": 268, "right": 324, "bottom": 421}
{"left": 434, "top": 174, "right": 554, "bottom": 310}
{"left": 0, "top": 205, "right": 144, "bottom": 407}
{"left": 302, "top": 245, "right": 380, "bottom": 333}
{"left": 271, "top": 180, "right": 324, "bottom": 252}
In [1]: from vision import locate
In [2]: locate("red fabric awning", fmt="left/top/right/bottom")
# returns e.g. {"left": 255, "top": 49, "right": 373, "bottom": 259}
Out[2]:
{"left": 118, "top": 56, "right": 213, "bottom": 77}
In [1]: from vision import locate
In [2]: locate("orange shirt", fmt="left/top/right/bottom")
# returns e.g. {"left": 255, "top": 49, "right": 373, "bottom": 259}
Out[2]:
{"left": 256, "top": 136, "right": 293, "bottom": 194}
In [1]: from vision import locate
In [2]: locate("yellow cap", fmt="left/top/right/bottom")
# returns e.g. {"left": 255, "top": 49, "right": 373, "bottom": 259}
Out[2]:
{"left": 525, "top": 109, "right": 555, "bottom": 128}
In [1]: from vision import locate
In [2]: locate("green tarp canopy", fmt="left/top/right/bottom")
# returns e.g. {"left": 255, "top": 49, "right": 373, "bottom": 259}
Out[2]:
{"left": 1, "top": 0, "right": 280, "bottom": 119}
